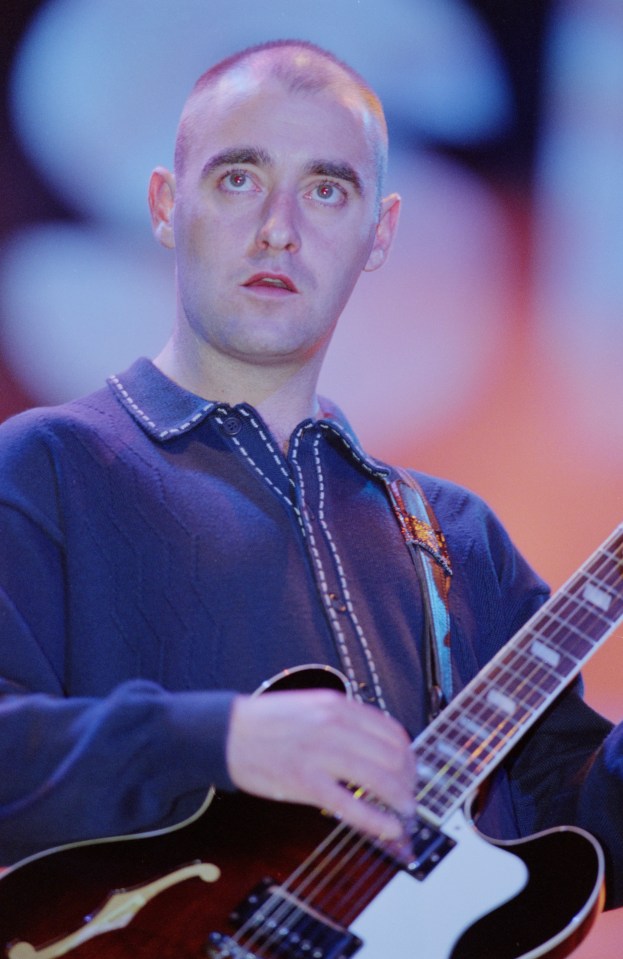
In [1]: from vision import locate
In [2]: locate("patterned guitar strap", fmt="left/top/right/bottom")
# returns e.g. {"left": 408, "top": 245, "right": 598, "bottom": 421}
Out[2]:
{"left": 385, "top": 466, "right": 453, "bottom": 722}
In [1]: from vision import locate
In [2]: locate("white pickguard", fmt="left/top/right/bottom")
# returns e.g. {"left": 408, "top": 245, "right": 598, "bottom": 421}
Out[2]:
{"left": 352, "top": 809, "right": 528, "bottom": 958}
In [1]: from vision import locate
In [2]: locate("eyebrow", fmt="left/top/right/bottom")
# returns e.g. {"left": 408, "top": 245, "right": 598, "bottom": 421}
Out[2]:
{"left": 303, "top": 161, "right": 363, "bottom": 195}
{"left": 201, "top": 147, "right": 272, "bottom": 179}
{"left": 201, "top": 147, "right": 364, "bottom": 195}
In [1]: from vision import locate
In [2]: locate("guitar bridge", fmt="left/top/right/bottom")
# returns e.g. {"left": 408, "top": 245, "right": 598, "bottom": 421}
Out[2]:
{"left": 206, "top": 876, "right": 362, "bottom": 958}
{"left": 405, "top": 818, "right": 456, "bottom": 880}
{"left": 379, "top": 816, "right": 456, "bottom": 880}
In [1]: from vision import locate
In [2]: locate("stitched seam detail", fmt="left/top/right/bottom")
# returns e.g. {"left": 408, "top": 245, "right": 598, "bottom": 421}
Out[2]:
{"left": 239, "top": 409, "right": 295, "bottom": 488}
{"left": 290, "top": 429, "right": 358, "bottom": 689}
{"left": 313, "top": 434, "right": 389, "bottom": 713}
{"left": 214, "top": 412, "right": 296, "bottom": 511}
{"left": 109, "top": 375, "right": 213, "bottom": 439}
{"left": 317, "top": 421, "right": 389, "bottom": 480}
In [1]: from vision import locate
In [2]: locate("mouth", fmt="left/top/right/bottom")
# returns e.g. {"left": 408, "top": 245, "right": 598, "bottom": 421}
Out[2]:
{"left": 242, "top": 273, "right": 299, "bottom": 294}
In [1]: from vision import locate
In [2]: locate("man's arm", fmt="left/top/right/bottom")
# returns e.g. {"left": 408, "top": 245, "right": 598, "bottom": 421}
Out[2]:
{"left": 0, "top": 432, "right": 416, "bottom": 861}
{"left": 507, "top": 684, "right": 623, "bottom": 909}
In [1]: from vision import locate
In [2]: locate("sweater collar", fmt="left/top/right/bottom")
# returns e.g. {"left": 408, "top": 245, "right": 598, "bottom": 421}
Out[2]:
{"left": 107, "top": 357, "right": 389, "bottom": 476}
{"left": 107, "top": 358, "right": 216, "bottom": 441}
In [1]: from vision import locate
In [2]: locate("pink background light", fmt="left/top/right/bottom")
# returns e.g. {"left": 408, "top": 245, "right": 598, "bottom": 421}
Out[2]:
{"left": 0, "top": 1, "right": 621, "bottom": 953}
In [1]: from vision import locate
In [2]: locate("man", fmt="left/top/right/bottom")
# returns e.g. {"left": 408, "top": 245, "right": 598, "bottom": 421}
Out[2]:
{"left": 0, "top": 38, "right": 622, "bottom": 915}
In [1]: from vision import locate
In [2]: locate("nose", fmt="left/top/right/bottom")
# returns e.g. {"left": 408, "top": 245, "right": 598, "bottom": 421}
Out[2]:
{"left": 255, "top": 190, "right": 301, "bottom": 254}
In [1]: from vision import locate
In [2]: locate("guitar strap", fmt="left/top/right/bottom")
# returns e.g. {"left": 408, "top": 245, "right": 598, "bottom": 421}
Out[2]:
{"left": 384, "top": 467, "right": 453, "bottom": 720}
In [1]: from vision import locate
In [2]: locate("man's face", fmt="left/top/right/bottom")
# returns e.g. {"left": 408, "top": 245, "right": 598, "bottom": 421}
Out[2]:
{"left": 157, "top": 74, "right": 396, "bottom": 373}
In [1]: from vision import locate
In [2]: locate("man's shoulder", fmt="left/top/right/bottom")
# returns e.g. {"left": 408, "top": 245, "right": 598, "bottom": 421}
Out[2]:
{"left": 0, "top": 383, "right": 125, "bottom": 469}
{"left": 390, "top": 465, "right": 491, "bottom": 524}
{"left": 395, "top": 466, "right": 514, "bottom": 567}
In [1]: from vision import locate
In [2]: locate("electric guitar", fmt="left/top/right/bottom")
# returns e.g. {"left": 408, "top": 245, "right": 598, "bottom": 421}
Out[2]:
{"left": 1, "top": 525, "right": 622, "bottom": 959}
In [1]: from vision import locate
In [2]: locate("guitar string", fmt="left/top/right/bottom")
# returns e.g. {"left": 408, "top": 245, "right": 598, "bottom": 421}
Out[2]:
{"left": 413, "top": 537, "right": 623, "bottom": 820}
{"left": 314, "top": 536, "right": 623, "bottom": 931}
{"left": 230, "top": 821, "right": 375, "bottom": 955}
{"left": 253, "top": 547, "right": 622, "bottom": 950}
{"left": 426, "top": 539, "right": 622, "bottom": 739}
{"left": 281, "top": 813, "right": 402, "bottom": 923}
{"left": 233, "top": 829, "right": 400, "bottom": 958}
{"left": 231, "top": 533, "right": 623, "bottom": 956}
{"left": 232, "top": 535, "right": 623, "bottom": 956}
{"left": 301, "top": 828, "right": 406, "bottom": 927}
{"left": 417, "top": 556, "right": 623, "bottom": 818}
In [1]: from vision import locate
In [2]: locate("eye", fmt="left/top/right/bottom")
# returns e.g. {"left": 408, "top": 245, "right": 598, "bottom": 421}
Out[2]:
{"left": 308, "top": 181, "right": 347, "bottom": 206}
{"left": 219, "top": 169, "right": 257, "bottom": 193}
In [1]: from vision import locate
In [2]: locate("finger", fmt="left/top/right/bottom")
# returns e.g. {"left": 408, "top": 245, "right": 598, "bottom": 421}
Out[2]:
{"left": 227, "top": 691, "right": 417, "bottom": 820}
{"left": 322, "top": 751, "right": 416, "bottom": 817}
{"left": 320, "top": 706, "right": 417, "bottom": 815}
{"left": 319, "top": 779, "right": 408, "bottom": 842}
{"left": 339, "top": 699, "right": 413, "bottom": 753}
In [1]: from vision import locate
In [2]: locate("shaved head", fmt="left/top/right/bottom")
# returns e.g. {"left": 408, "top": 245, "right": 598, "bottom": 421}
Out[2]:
{"left": 174, "top": 40, "right": 388, "bottom": 204}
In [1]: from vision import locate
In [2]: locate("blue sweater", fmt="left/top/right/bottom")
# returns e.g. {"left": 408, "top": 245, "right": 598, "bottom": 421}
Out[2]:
{"left": 0, "top": 359, "right": 622, "bottom": 904}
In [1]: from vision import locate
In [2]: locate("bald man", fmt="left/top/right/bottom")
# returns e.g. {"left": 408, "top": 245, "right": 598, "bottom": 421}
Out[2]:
{"left": 0, "top": 44, "right": 622, "bottom": 932}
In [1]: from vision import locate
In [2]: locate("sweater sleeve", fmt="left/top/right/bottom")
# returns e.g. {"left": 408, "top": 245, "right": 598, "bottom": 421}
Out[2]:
{"left": 429, "top": 477, "right": 623, "bottom": 908}
{"left": 506, "top": 683, "right": 623, "bottom": 909}
{"left": 478, "top": 504, "right": 623, "bottom": 908}
{"left": 484, "top": 512, "right": 623, "bottom": 909}
{"left": 0, "top": 414, "right": 236, "bottom": 865}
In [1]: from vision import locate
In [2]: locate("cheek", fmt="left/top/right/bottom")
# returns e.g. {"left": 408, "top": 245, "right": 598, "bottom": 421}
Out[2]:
{"left": 175, "top": 202, "right": 220, "bottom": 257}
{"left": 185, "top": 216, "right": 215, "bottom": 260}
{"left": 313, "top": 212, "right": 376, "bottom": 262}
{"left": 322, "top": 232, "right": 373, "bottom": 285}
{"left": 318, "top": 253, "right": 368, "bottom": 314}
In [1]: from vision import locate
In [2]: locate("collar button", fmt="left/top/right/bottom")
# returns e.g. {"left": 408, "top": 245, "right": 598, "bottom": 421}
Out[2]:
{"left": 329, "top": 593, "right": 347, "bottom": 613}
{"left": 222, "top": 415, "right": 242, "bottom": 436}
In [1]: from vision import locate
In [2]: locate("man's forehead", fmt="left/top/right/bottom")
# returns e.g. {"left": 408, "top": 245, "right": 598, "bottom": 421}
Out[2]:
{"left": 184, "top": 77, "right": 377, "bottom": 165}
{"left": 175, "top": 53, "right": 387, "bottom": 198}
{"left": 188, "top": 65, "right": 374, "bottom": 126}
{"left": 194, "top": 49, "right": 371, "bottom": 107}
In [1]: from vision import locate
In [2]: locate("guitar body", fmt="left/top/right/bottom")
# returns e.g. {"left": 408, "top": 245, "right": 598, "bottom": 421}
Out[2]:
{"left": 0, "top": 663, "right": 606, "bottom": 959}
{"left": 0, "top": 786, "right": 605, "bottom": 959}
{"left": 0, "top": 789, "right": 337, "bottom": 959}
{"left": 1, "top": 521, "right": 621, "bottom": 959}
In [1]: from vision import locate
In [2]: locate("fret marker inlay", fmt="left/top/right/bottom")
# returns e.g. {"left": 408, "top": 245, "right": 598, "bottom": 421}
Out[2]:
{"left": 436, "top": 740, "right": 458, "bottom": 760}
{"left": 531, "top": 639, "right": 561, "bottom": 669}
{"left": 412, "top": 526, "right": 623, "bottom": 829}
{"left": 486, "top": 689, "right": 516, "bottom": 716}
{"left": 459, "top": 716, "right": 489, "bottom": 740}
{"left": 582, "top": 582, "right": 612, "bottom": 612}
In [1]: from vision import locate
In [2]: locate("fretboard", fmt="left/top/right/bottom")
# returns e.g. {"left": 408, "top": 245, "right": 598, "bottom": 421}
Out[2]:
{"left": 413, "top": 524, "right": 623, "bottom": 827}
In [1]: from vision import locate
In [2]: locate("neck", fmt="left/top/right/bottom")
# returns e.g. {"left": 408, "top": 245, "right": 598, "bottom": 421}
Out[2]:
{"left": 154, "top": 338, "right": 325, "bottom": 450}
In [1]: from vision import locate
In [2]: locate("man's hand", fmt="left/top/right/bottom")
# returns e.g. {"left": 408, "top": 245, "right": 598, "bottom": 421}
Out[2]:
{"left": 226, "top": 689, "right": 417, "bottom": 840}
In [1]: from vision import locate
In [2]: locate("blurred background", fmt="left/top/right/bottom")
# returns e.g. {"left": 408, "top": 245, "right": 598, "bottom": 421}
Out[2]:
{"left": 0, "top": 1, "right": 621, "bottom": 953}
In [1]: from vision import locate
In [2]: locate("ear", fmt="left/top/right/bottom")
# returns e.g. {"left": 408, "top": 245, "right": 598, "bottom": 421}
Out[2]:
{"left": 363, "top": 193, "right": 401, "bottom": 272}
{"left": 148, "top": 167, "right": 176, "bottom": 249}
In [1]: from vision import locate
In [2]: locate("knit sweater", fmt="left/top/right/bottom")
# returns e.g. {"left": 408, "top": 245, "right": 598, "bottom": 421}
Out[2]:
{"left": 0, "top": 358, "right": 622, "bottom": 907}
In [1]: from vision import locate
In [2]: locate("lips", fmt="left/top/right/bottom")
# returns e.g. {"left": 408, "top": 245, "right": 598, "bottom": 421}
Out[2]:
{"left": 243, "top": 273, "right": 299, "bottom": 293}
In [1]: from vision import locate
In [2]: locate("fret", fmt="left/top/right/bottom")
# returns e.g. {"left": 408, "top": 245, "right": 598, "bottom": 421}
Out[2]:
{"left": 522, "top": 631, "right": 580, "bottom": 676}
{"left": 413, "top": 524, "right": 623, "bottom": 827}
{"left": 418, "top": 707, "right": 519, "bottom": 810}
{"left": 487, "top": 647, "right": 565, "bottom": 698}
{"left": 474, "top": 660, "right": 559, "bottom": 721}
{"left": 531, "top": 602, "right": 606, "bottom": 654}
{"left": 556, "top": 597, "right": 613, "bottom": 640}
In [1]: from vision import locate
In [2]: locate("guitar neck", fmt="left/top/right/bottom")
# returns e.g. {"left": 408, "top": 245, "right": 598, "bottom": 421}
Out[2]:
{"left": 414, "top": 524, "right": 623, "bottom": 827}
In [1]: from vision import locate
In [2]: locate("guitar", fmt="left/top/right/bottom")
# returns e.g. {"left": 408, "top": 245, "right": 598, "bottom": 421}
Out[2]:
{"left": 1, "top": 525, "right": 622, "bottom": 959}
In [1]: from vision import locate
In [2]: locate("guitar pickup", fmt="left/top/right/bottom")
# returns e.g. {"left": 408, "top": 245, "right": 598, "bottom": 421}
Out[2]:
{"left": 405, "top": 819, "right": 456, "bottom": 880}
{"left": 206, "top": 876, "right": 362, "bottom": 958}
